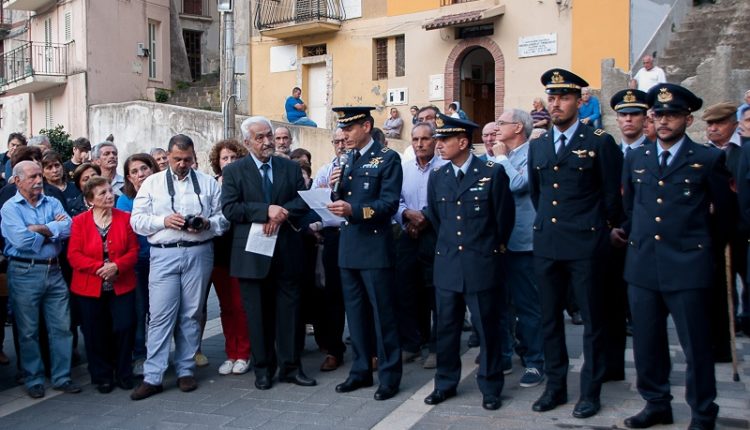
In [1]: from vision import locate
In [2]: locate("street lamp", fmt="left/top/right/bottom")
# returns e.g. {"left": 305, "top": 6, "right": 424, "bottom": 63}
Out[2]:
{"left": 217, "top": 0, "right": 233, "bottom": 13}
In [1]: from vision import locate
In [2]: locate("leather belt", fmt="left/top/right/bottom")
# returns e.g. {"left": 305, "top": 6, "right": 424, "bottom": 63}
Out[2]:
{"left": 10, "top": 256, "right": 59, "bottom": 265}
{"left": 154, "top": 239, "right": 211, "bottom": 249}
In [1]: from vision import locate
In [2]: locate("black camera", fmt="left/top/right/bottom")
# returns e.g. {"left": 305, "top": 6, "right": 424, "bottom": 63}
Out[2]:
{"left": 182, "top": 215, "right": 206, "bottom": 231}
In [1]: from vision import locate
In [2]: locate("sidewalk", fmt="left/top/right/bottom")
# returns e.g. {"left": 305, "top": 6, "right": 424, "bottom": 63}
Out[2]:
{"left": 0, "top": 290, "right": 748, "bottom": 429}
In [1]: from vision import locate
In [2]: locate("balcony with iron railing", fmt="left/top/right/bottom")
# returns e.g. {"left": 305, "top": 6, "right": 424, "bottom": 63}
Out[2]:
{"left": 0, "top": 42, "right": 68, "bottom": 95}
{"left": 180, "top": 0, "right": 212, "bottom": 19}
{"left": 255, "top": 0, "right": 344, "bottom": 39}
{"left": 3, "top": 0, "right": 55, "bottom": 13}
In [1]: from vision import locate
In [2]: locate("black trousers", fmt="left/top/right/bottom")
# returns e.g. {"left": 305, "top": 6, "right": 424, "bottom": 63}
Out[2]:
{"left": 77, "top": 290, "right": 135, "bottom": 384}
{"left": 434, "top": 286, "right": 504, "bottom": 397}
{"left": 239, "top": 268, "right": 302, "bottom": 379}
{"left": 340, "top": 267, "right": 402, "bottom": 388}
{"left": 315, "top": 228, "right": 346, "bottom": 360}
{"left": 535, "top": 256, "right": 607, "bottom": 400}
{"left": 602, "top": 244, "right": 627, "bottom": 379}
{"left": 628, "top": 285, "right": 718, "bottom": 426}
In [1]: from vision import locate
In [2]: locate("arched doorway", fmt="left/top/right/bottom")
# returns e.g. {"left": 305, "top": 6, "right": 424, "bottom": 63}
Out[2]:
{"left": 444, "top": 37, "right": 505, "bottom": 142}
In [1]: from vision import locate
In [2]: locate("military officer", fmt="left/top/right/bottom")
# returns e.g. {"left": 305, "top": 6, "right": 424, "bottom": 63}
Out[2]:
{"left": 327, "top": 106, "right": 403, "bottom": 401}
{"left": 528, "top": 69, "right": 624, "bottom": 419}
{"left": 605, "top": 88, "right": 651, "bottom": 381}
{"left": 622, "top": 84, "right": 732, "bottom": 430}
{"left": 422, "top": 114, "right": 515, "bottom": 410}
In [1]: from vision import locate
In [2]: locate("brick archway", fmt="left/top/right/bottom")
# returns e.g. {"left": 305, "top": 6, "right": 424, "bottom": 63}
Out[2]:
{"left": 444, "top": 37, "right": 505, "bottom": 120}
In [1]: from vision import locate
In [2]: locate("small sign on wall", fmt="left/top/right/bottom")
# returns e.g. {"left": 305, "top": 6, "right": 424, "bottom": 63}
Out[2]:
{"left": 518, "top": 33, "right": 557, "bottom": 58}
{"left": 270, "top": 45, "right": 297, "bottom": 73}
{"left": 429, "top": 74, "right": 444, "bottom": 101}
{"left": 387, "top": 88, "right": 408, "bottom": 106}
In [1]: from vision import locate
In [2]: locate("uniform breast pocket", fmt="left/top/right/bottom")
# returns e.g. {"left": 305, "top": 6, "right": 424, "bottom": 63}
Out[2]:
{"left": 672, "top": 174, "right": 704, "bottom": 205}
{"left": 466, "top": 193, "right": 490, "bottom": 218}
{"left": 569, "top": 157, "right": 595, "bottom": 186}
{"left": 355, "top": 170, "right": 380, "bottom": 195}
{"left": 532, "top": 161, "right": 551, "bottom": 184}
{"left": 631, "top": 174, "right": 651, "bottom": 204}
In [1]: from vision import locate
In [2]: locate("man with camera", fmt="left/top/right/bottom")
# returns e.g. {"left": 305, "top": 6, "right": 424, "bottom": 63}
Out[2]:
{"left": 130, "top": 134, "right": 227, "bottom": 400}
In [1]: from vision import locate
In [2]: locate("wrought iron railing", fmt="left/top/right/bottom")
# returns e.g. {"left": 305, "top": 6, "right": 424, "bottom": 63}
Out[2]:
{"left": 180, "top": 0, "right": 210, "bottom": 17}
{"left": 440, "top": 0, "right": 479, "bottom": 5}
{"left": 255, "top": 0, "right": 345, "bottom": 31}
{"left": 0, "top": 42, "right": 68, "bottom": 86}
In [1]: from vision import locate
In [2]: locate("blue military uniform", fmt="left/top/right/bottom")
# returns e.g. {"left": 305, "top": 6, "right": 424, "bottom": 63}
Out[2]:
{"left": 333, "top": 106, "right": 403, "bottom": 394}
{"left": 622, "top": 83, "right": 732, "bottom": 430}
{"left": 423, "top": 114, "right": 515, "bottom": 409}
{"left": 528, "top": 69, "right": 623, "bottom": 416}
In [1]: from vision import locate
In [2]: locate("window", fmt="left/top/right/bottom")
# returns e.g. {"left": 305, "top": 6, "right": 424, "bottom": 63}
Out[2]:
{"left": 303, "top": 44, "right": 327, "bottom": 57}
{"left": 183, "top": 0, "right": 205, "bottom": 16}
{"left": 148, "top": 21, "right": 158, "bottom": 79}
{"left": 45, "top": 98, "right": 53, "bottom": 129}
{"left": 43, "top": 18, "right": 53, "bottom": 73}
{"left": 395, "top": 35, "right": 405, "bottom": 77}
{"left": 64, "top": 11, "right": 72, "bottom": 42}
{"left": 374, "top": 38, "right": 387, "bottom": 80}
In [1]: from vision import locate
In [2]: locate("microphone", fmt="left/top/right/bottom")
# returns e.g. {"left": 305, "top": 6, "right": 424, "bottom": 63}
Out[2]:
{"left": 332, "top": 152, "right": 349, "bottom": 194}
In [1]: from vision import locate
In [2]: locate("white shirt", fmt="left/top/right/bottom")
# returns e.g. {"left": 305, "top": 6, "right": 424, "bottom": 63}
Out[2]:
{"left": 633, "top": 66, "right": 667, "bottom": 92}
{"left": 131, "top": 168, "right": 228, "bottom": 245}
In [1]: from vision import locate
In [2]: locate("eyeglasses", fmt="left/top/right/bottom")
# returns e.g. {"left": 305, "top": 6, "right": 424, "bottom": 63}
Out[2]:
{"left": 653, "top": 112, "right": 686, "bottom": 121}
{"left": 495, "top": 121, "right": 519, "bottom": 127}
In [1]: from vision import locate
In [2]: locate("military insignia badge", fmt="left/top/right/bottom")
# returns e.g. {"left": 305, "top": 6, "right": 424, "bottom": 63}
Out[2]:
{"left": 435, "top": 117, "right": 444, "bottom": 128}
{"left": 634, "top": 169, "right": 646, "bottom": 174}
{"left": 690, "top": 163, "right": 703, "bottom": 169}
{"left": 657, "top": 87, "right": 673, "bottom": 103}
{"left": 381, "top": 147, "right": 390, "bottom": 153}
{"left": 486, "top": 161, "right": 495, "bottom": 167}
{"left": 593, "top": 129, "right": 605, "bottom": 136}
{"left": 588, "top": 150, "right": 596, "bottom": 157}
{"left": 337, "top": 111, "right": 346, "bottom": 118}
{"left": 623, "top": 91, "right": 636, "bottom": 103}
{"left": 551, "top": 71, "right": 564, "bottom": 84}
{"left": 572, "top": 149, "right": 588, "bottom": 158}
{"left": 362, "top": 207, "right": 375, "bottom": 219}
{"left": 478, "top": 177, "right": 491, "bottom": 183}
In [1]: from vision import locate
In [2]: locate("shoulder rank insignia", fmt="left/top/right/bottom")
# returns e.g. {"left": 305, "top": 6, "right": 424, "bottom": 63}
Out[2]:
{"left": 486, "top": 160, "right": 495, "bottom": 167}
{"left": 381, "top": 147, "right": 390, "bottom": 153}
{"left": 433, "top": 166, "right": 441, "bottom": 172}
{"left": 593, "top": 129, "right": 605, "bottom": 136}
{"left": 572, "top": 149, "right": 588, "bottom": 158}
{"left": 690, "top": 163, "right": 703, "bottom": 169}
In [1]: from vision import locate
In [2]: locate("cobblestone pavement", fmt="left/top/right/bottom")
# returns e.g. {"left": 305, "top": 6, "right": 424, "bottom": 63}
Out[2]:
{"left": 0, "top": 290, "right": 748, "bottom": 429}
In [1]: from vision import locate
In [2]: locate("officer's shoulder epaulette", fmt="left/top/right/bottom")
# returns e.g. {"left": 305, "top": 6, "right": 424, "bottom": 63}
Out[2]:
{"left": 486, "top": 160, "right": 495, "bottom": 167}
{"left": 593, "top": 128, "right": 605, "bottom": 136}
{"left": 433, "top": 166, "right": 441, "bottom": 172}
{"left": 696, "top": 141, "right": 710, "bottom": 147}
{"left": 381, "top": 147, "right": 390, "bottom": 153}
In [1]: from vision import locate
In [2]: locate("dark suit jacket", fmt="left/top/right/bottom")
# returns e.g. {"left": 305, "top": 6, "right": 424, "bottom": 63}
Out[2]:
{"left": 337, "top": 140, "right": 402, "bottom": 269}
{"left": 424, "top": 156, "right": 515, "bottom": 293}
{"left": 221, "top": 155, "right": 308, "bottom": 279}
{"left": 528, "top": 125, "right": 623, "bottom": 260}
{"left": 622, "top": 138, "right": 733, "bottom": 292}
{"left": 737, "top": 137, "right": 750, "bottom": 226}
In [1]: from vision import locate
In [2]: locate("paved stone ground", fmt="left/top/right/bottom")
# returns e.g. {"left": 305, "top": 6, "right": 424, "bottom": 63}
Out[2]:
{"left": 0, "top": 290, "right": 748, "bottom": 429}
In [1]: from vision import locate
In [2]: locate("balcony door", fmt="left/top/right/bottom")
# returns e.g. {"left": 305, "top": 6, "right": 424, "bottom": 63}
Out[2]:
{"left": 296, "top": 0, "right": 325, "bottom": 22}
{"left": 183, "top": 30, "right": 202, "bottom": 81}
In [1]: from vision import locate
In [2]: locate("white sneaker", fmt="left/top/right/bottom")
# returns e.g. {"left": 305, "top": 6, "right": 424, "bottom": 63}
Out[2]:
{"left": 218, "top": 360, "right": 235, "bottom": 375}
{"left": 232, "top": 359, "right": 250, "bottom": 375}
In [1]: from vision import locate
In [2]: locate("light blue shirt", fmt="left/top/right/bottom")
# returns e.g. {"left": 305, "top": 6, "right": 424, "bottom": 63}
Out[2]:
{"left": 490, "top": 141, "right": 534, "bottom": 252}
{"left": 656, "top": 137, "right": 685, "bottom": 166}
{"left": 553, "top": 121, "right": 580, "bottom": 153}
{"left": 1, "top": 192, "right": 71, "bottom": 259}
{"left": 621, "top": 135, "right": 647, "bottom": 156}
{"left": 250, "top": 153, "right": 273, "bottom": 183}
{"left": 396, "top": 155, "right": 448, "bottom": 228}
{"left": 451, "top": 153, "right": 474, "bottom": 177}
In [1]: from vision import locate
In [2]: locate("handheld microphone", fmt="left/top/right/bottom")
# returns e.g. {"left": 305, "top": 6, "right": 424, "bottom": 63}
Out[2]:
{"left": 332, "top": 152, "right": 349, "bottom": 194}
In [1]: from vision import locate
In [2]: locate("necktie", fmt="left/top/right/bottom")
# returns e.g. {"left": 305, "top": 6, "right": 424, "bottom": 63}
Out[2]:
{"left": 625, "top": 145, "right": 632, "bottom": 156}
{"left": 260, "top": 163, "right": 272, "bottom": 203}
{"left": 556, "top": 134, "right": 567, "bottom": 158}
{"left": 352, "top": 150, "right": 361, "bottom": 164}
{"left": 456, "top": 169, "right": 464, "bottom": 184}
{"left": 659, "top": 151, "right": 670, "bottom": 174}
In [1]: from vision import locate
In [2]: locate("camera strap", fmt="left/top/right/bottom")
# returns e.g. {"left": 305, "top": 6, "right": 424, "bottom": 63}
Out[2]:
{"left": 165, "top": 168, "right": 204, "bottom": 215}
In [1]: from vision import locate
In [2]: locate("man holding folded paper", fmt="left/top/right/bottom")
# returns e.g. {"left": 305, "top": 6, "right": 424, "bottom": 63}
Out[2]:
{"left": 221, "top": 116, "right": 314, "bottom": 391}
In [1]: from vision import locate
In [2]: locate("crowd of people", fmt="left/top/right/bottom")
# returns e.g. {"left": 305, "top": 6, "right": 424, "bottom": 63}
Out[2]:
{"left": 0, "top": 65, "right": 748, "bottom": 430}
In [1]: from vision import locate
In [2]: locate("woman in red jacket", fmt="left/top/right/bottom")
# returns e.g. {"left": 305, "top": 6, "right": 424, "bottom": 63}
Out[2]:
{"left": 68, "top": 176, "right": 139, "bottom": 393}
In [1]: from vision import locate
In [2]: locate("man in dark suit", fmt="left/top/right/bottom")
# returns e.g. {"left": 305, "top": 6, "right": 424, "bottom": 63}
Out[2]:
{"left": 527, "top": 69, "right": 623, "bottom": 419}
{"left": 221, "top": 116, "right": 315, "bottom": 390}
{"left": 621, "top": 84, "right": 732, "bottom": 430}
{"left": 421, "top": 114, "right": 515, "bottom": 410}
{"left": 327, "top": 106, "right": 403, "bottom": 401}
{"left": 738, "top": 105, "right": 750, "bottom": 335}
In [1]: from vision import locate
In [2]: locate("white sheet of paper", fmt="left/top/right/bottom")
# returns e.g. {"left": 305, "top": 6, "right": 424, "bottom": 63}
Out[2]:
{"left": 245, "top": 223, "right": 278, "bottom": 257}
{"left": 298, "top": 189, "right": 346, "bottom": 225}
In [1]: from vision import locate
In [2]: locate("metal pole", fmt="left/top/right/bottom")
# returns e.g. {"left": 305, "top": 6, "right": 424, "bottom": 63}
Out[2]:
{"left": 221, "top": 8, "right": 235, "bottom": 139}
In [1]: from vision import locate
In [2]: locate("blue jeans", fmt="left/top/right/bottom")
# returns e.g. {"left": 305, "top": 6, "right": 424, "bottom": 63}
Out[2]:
{"left": 501, "top": 251, "right": 544, "bottom": 370}
{"left": 8, "top": 260, "right": 72, "bottom": 388}
{"left": 292, "top": 117, "right": 318, "bottom": 128}
{"left": 133, "top": 258, "right": 150, "bottom": 360}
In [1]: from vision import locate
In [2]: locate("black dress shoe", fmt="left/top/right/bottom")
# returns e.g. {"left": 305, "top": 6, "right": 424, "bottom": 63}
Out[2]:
{"left": 687, "top": 418, "right": 715, "bottom": 430}
{"left": 532, "top": 389, "right": 567, "bottom": 412}
{"left": 280, "top": 373, "right": 317, "bottom": 387}
{"left": 572, "top": 399, "right": 600, "bottom": 418}
{"left": 116, "top": 376, "right": 135, "bottom": 390}
{"left": 624, "top": 407, "right": 673, "bottom": 428}
{"left": 374, "top": 385, "right": 399, "bottom": 401}
{"left": 424, "top": 388, "right": 457, "bottom": 405}
{"left": 254, "top": 374, "right": 273, "bottom": 390}
{"left": 97, "top": 383, "right": 114, "bottom": 394}
{"left": 570, "top": 312, "right": 583, "bottom": 325}
{"left": 467, "top": 332, "right": 480, "bottom": 348}
{"left": 335, "top": 377, "right": 374, "bottom": 393}
{"left": 482, "top": 395, "right": 502, "bottom": 410}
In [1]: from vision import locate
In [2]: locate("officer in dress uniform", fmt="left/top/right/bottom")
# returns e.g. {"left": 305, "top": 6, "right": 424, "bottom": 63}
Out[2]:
{"left": 528, "top": 69, "right": 624, "bottom": 419}
{"left": 604, "top": 89, "right": 651, "bottom": 382}
{"left": 326, "top": 106, "right": 403, "bottom": 401}
{"left": 422, "top": 114, "right": 515, "bottom": 410}
{"left": 622, "top": 84, "right": 732, "bottom": 430}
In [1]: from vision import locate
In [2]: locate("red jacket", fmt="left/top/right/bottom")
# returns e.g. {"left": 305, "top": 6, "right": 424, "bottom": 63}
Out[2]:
{"left": 68, "top": 208, "right": 139, "bottom": 298}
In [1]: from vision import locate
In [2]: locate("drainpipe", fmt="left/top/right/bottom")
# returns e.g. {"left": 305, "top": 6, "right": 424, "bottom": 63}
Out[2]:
{"left": 220, "top": 4, "right": 235, "bottom": 139}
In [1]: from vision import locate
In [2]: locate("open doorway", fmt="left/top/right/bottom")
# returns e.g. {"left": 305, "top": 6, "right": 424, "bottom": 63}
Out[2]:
{"left": 458, "top": 48, "right": 494, "bottom": 142}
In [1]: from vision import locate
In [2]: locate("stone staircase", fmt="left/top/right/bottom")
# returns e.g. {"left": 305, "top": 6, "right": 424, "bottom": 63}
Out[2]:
{"left": 166, "top": 74, "right": 221, "bottom": 111}
{"left": 659, "top": 0, "right": 750, "bottom": 84}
